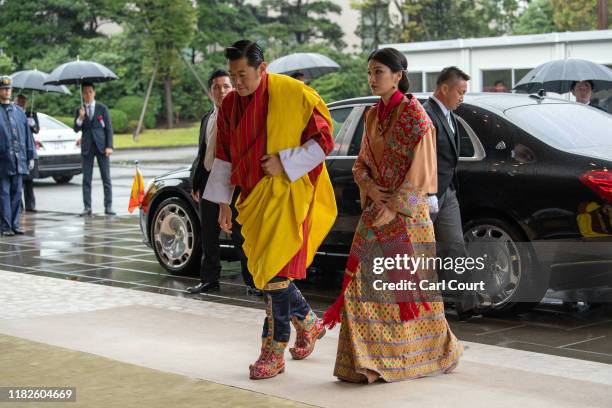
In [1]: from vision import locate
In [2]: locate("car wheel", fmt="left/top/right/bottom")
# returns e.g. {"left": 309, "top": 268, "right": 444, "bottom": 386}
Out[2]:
{"left": 463, "top": 217, "right": 547, "bottom": 316}
{"left": 53, "top": 176, "right": 73, "bottom": 184}
{"left": 151, "top": 197, "right": 201, "bottom": 276}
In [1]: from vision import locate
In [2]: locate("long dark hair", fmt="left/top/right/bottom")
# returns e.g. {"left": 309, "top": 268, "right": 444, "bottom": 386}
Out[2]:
{"left": 367, "top": 48, "right": 410, "bottom": 93}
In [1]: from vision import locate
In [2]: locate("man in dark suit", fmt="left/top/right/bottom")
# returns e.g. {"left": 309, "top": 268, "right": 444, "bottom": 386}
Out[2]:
{"left": 186, "top": 69, "right": 258, "bottom": 295}
{"left": 74, "top": 82, "right": 114, "bottom": 216}
{"left": 424, "top": 66, "right": 483, "bottom": 318}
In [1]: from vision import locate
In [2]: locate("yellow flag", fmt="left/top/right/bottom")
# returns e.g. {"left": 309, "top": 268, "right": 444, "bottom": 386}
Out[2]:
{"left": 128, "top": 167, "right": 145, "bottom": 213}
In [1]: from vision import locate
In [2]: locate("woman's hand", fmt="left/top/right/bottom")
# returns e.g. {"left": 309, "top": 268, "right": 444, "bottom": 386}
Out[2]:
{"left": 367, "top": 184, "right": 392, "bottom": 206}
{"left": 372, "top": 204, "right": 396, "bottom": 227}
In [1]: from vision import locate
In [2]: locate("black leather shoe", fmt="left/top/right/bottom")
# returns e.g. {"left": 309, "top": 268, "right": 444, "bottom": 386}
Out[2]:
{"left": 2, "top": 231, "right": 15, "bottom": 237}
{"left": 13, "top": 228, "right": 25, "bottom": 235}
{"left": 105, "top": 209, "right": 116, "bottom": 215}
{"left": 186, "top": 281, "right": 220, "bottom": 294}
{"left": 25, "top": 208, "right": 37, "bottom": 213}
{"left": 79, "top": 209, "right": 93, "bottom": 217}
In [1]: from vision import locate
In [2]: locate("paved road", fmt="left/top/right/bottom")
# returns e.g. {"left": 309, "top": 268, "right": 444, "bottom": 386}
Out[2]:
{"left": 33, "top": 147, "right": 198, "bottom": 216}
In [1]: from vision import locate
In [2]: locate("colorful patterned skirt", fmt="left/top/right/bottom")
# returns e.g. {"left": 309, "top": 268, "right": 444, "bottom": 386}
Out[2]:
{"left": 333, "top": 206, "right": 463, "bottom": 383}
{"left": 333, "top": 278, "right": 463, "bottom": 383}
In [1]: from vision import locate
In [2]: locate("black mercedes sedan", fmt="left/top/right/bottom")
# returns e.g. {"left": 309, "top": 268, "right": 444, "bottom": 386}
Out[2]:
{"left": 139, "top": 92, "right": 612, "bottom": 316}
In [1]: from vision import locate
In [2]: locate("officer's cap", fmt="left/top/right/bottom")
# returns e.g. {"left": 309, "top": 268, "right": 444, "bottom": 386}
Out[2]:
{"left": 0, "top": 76, "right": 12, "bottom": 89}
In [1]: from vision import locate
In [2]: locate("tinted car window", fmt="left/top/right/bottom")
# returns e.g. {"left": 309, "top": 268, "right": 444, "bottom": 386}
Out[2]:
{"left": 330, "top": 107, "right": 352, "bottom": 140}
{"left": 38, "top": 114, "right": 71, "bottom": 130}
{"left": 348, "top": 113, "right": 365, "bottom": 156}
{"left": 457, "top": 118, "right": 475, "bottom": 157}
{"left": 505, "top": 104, "right": 612, "bottom": 151}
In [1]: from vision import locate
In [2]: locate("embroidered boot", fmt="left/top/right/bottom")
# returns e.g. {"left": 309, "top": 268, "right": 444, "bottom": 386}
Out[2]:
{"left": 289, "top": 310, "right": 326, "bottom": 360}
{"left": 249, "top": 340, "right": 287, "bottom": 380}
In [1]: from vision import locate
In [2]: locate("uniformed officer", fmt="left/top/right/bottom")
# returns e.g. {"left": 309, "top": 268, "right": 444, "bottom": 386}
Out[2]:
{"left": 0, "top": 76, "right": 36, "bottom": 236}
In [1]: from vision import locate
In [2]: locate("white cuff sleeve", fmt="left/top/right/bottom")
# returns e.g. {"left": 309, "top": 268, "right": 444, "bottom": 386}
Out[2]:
{"left": 76, "top": 117, "right": 83, "bottom": 127}
{"left": 203, "top": 158, "right": 235, "bottom": 204}
{"left": 278, "top": 139, "right": 326, "bottom": 183}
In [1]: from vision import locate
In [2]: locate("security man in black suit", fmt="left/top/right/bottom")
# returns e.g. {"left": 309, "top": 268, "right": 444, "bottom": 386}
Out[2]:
{"left": 423, "top": 66, "right": 484, "bottom": 319}
{"left": 73, "top": 82, "right": 114, "bottom": 216}
{"left": 186, "top": 69, "right": 258, "bottom": 295}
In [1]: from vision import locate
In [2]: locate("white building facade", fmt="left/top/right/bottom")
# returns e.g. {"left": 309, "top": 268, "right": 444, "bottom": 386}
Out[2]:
{"left": 383, "top": 30, "right": 612, "bottom": 94}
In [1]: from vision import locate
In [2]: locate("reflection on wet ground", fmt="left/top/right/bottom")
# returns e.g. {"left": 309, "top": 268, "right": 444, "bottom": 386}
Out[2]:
{"left": 3, "top": 211, "right": 611, "bottom": 364}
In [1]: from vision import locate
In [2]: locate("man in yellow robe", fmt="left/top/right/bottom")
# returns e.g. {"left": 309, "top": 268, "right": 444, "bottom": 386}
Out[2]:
{"left": 203, "top": 40, "right": 337, "bottom": 379}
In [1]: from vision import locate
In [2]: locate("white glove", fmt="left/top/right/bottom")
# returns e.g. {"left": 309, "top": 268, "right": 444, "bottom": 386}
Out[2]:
{"left": 28, "top": 160, "right": 35, "bottom": 171}
{"left": 428, "top": 195, "right": 439, "bottom": 215}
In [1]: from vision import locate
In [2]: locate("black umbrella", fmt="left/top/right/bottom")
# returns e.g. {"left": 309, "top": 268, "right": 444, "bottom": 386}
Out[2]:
{"left": 10, "top": 69, "right": 71, "bottom": 94}
{"left": 44, "top": 57, "right": 118, "bottom": 107}
{"left": 513, "top": 58, "right": 612, "bottom": 94}
{"left": 10, "top": 69, "right": 71, "bottom": 114}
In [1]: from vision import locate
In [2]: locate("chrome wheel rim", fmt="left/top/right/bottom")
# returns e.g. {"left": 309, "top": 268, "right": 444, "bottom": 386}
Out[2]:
{"left": 464, "top": 224, "right": 522, "bottom": 307}
{"left": 153, "top": 203, "right": 194, "bottom": 270}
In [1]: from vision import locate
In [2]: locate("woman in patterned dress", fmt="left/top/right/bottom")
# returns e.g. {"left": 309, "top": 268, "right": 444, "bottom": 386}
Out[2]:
{"left": 323, "top": 48, "right": 463, "bottom": 383}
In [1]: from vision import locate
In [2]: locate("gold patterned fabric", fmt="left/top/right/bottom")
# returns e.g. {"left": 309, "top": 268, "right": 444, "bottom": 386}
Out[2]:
{"left": 332, "top": 95, "right": 463, "bottom": 383}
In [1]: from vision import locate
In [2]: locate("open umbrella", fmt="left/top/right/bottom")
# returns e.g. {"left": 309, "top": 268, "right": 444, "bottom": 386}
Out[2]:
{"left": 513, "top": 58, "right": 612, "bottom": 94}
{"left": 44, "top": 57, "right": 118, "bottom": 107}
{"left": 10, "top": 69, "right": 71, "bottom": 114}
{"left": 267, "top": 52, "right": 340, "bottom": 81}
{"left": 10, "top": 70, "right": 71, "bottom": 94}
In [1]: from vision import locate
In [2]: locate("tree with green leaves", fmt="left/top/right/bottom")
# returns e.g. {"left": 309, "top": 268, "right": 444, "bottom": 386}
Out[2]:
{"left": 251, "top": 0, "right": 346, "bottom": 51}
{"left": 512, "top": 0, "right": 557, "bottom": 34}
{"left": 551, "top": 0, "right": 611, "bottom": 31}
{"left": 391, "top": 0, "right": 519, "bottom": 42}
{"left": 0, "top": 0, "right": 124, "bottom": 67}
{"left": 194, "top": 0, "right": 258, "bottom": 57}
{"left": 351, "top": 0, "right": 398, "bottom": 50}
{"left": 129, "top": 0, "right": 196, "bottom": 128}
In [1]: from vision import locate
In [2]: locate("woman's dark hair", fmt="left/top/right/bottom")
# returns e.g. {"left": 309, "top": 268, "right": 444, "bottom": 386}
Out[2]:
{"left": 367, "top": 47, "right": 410, "bottom": 93}
{"left": 224, "top": 40, "right": 264, "bottom": 68}
{"left": 207, "top": 69, "right": 229, "bottom": 89}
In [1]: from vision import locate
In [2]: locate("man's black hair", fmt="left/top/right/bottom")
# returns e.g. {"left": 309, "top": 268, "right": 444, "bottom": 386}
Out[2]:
{"left": 208, "top": 69, "right": 230, "bottom": 89}
{"left": 436, "top": 66, "right": 470, "bottom": 87}
{"left": 571, "top": 80, "right": 594, "bottom": 91}
{"left": 224, "top": 40, "right": 264, "bottom": 68}
{"left": 81, "top": 82, "right": 95, "bottom": 91}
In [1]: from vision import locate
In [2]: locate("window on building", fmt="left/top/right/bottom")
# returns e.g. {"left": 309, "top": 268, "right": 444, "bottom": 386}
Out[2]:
{"left": 425, "top": 72, "right": 440, "bottom": 92}
{"left": 407, "top": 72, "right": 423, "bottom": 93}
{"left": 513, "top": 68, "right": 532, "bottom": 86}
{"left": 482, "top": 69, "right": 512, "bottom": 92}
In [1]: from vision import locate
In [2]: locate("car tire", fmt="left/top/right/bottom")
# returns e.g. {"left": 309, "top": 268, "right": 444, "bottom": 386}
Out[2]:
{"left": 53, "top": 176, "right": 73, "bottom": 184}
{"left": 150, "top": 197, "right": 201, "bottom": 276}
{"left": 462, "top": 217, "right": 547, "bottom": 316}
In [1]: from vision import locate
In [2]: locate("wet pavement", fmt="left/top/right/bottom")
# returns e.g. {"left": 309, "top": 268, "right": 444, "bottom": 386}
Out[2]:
{"left": 2, "top": 210, "right": 612, "bottom": 366}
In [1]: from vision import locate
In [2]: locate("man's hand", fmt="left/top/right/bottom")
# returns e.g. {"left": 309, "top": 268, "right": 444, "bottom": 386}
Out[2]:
{"left": 368, "top": 184, "right": 392, "bottom": 206}
{"left": 28, "top": 160, "right": 35, "bottom": 171}
{"left": 105, "top": 147, "right": 113, "bottom": 157}
{"left": 372, "top": 205, "right": 396, "bottom": 228}
{"left": 76, "top": 138, "right": 82, "bottom": 147}
{"left": 260, "top": 154, "right": 285, "bottom": 177}
{"left": 219, "top": 203, "right": 232, "bottom": 233}
{"left": 191, "top": 190, "right": 200, "bottom": 203}
{"left": 78, "top": 106, "right": 85, "bottom": 120}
